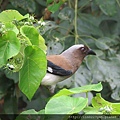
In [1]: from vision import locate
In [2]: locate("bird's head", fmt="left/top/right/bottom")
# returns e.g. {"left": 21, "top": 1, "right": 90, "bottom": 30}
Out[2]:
{"left": 78, "top": 44, "right": 96, "bottom": 56}
{"left": 61, "top": 44, "right": 96, "bottom": 60}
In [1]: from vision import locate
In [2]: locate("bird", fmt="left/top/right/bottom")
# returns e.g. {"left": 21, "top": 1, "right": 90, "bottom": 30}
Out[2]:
{"left": 41, "top": 44, "right": 96, "bottom": 92}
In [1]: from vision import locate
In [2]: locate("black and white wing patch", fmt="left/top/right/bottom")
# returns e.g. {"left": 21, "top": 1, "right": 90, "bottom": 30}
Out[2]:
{"left": 47, "top": 60, "right": 72, "bottom": 76}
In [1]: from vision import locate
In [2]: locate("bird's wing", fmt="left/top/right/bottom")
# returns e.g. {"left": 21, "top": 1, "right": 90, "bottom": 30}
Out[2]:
{"left": 47, "top": 60, "right": 72, "bottom": 76}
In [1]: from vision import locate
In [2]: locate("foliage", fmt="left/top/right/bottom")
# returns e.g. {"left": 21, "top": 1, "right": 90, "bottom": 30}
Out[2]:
{"left": 0, "top": 0, "right": 120, "bottom": 118}
{"left": 41, "top": 0, "right": 120, "bottom": 101}
{"left": 44, "top": 0, "right": 120, "bottom": 101}
{"left": 0, "top": 10, "right": 47, "bottom": 100}
{"left": 16, "top": 83, "right": 120, "bottom": 119}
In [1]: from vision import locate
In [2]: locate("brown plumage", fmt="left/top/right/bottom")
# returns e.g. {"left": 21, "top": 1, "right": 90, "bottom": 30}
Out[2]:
{"left": 47, "top": 55, "right": 73, "bottom": 71}
{"left": 41, "top": 44, "right": 96, "bottom": 86}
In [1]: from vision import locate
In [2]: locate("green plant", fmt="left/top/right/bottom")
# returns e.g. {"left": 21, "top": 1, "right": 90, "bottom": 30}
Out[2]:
{"left": 0, "top": 0, "right": 120, "bottom": 118}
{"left": 0, "top": 10, "right": 47, "bottom": 100}
{"left": 16, "top": 82, "right": 120, "bottom": 120}
{"left": 43, "top": 0, "right": 120, "bottom": 101}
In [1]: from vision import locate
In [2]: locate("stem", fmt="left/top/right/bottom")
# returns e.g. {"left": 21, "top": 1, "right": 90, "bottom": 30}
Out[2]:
{"left": 78, "top": 37, "right": 88, "bottom": 46}
{"left": 68, "top": 0, "right": 71, "bottom": 8}
{"left": 74, "top": 0, "right": 78, "bottom": 44}
{"left": 86, "top": 92, "right": 88, "bottom": 98}
{"left": 79, "top": 34, "right": 97, "bottom": 41}
{"left": 86, "top": 92, "right": 88, "bottom": 107}
{"left": 116, "top": 0, "right": 120, "bottom": 7}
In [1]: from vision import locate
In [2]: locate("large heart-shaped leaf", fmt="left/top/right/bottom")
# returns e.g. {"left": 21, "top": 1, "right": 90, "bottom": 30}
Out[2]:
{"left": 20, "top": 25, "right": 47, "bottom": 52}
{"left": 45, "top": 96, "right": 88, "bottom": 114}
{"left": 5, "top": 22, "right": 19, "bottom": 35}
{"left": 92, "top": 93, "right": 120, "bottom": 114}
{"left": 53, "top": 82, "right": 102, "bottom": 98}
{"left": 0, "top": 10, "right": 24, "bottom": 23}
{"left": 19, "top": 45, "right": 47, "bottom": 100}
{"left": 0, "top": 31, "right": 20, "bottom": 67}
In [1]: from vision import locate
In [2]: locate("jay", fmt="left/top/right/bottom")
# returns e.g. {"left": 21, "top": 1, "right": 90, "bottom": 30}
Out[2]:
{"left": 41, "top": 44, "right": 96, "bottom": 91}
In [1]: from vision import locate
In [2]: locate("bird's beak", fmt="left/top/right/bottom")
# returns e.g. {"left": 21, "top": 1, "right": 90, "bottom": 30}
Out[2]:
{"left": 87, "top": 49, "right": 96, "bottom": 55}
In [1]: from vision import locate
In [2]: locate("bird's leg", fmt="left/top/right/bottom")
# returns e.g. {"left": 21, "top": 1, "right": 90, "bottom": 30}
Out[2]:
{"left": 47, "top": 85, "right": 56, "bottom": 94}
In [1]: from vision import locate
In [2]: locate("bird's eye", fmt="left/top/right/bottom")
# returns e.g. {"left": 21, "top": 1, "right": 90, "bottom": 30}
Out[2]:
{"left": 80, "top": 47, "right": 87, "bottom": 53}
{"left": 81, "top": 47, "right": 85, "bottom": 51}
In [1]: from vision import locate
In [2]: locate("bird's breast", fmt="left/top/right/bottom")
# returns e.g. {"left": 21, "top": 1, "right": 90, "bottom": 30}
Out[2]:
{"left": 41, "top": 73, "right": 67, "bottom": 86}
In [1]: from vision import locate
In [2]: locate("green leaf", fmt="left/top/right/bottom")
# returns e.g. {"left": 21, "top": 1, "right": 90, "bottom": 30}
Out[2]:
{"left": 78, "top": 0, "right": 90, "bottom": 7}
{"left": 77, "top": 14, "right": 103, "bottom": 36}
{"left": 95, "top": 0, "right": 117, "bottom": 16}
{"left": 48, "top": 1, "right": 64, "bottom": 13}
{"left": 15, "top": 109, "right": 38, "bottom": 120}
{"left": 73, "top": 63, "right": 93, "bottom": 88}
{"left": 99, "top": 20, "right": 119, "bottom": 37}
{"left": 10, "top": 0, "right": 36, "bottom": 13}
{"left": 45, "top": 96, "right": 88, "bottom": 114}
{"left": 111, "top": 87, "right": 120, "bottom": 101}
{"left": 95, "top": 41, "right": 109, "bottom": 50}
{"left": 20, "top": 109, "right": 38, "bottom": 114}
{"left": 0, "top": 75, "right": 13, "bottom": 99}
{"left": 20, "top": 25, "right": 38, "bottom": 45}
{"left": 0, "top": 10, "right": 24, "bottom": 23}
{"left": 47, "top": 0, "right": 53, "bottom": 4}
{"left": 86, "top": 56, "right": 98, "bottom": 71}
{"left": 53, "top": 82, "right": 102, "bottom": 98}
{"left": 5, "top": 22, "right": 19, "bottom": 35}
{"left": 47, "top": 41, "right": 64, "bottom": 54}
{"left": 19, "top": 45, "right": 47, "bottom": 100}
{"left": 83, "top": 106, "right": 102, "bottom": 114}
{"left": 86, "top": 56, "right": 120, "bottom": 100}
{"left": 4, "top": 95, "right": 17, "bottom": 114}
{"left": 39, "top": 35, "right": 47, "bottom": 52}
{"left": 0, "top": 31, "right": 20, "bottom": 67}
{"left": 92, "top": 93, "right": 120, "bottom": 114}
{"left": 4, "top": 72, "right": 19, "bottom": 83}
{"left": 39, "top": 21, "right": 58, "bottom": 35}
{"left": 38, "top": 109, "right": 45, "bottom": 114}
{"left": 97, "top": 37, "right": 115, "bottom": 46}
{"left": 58, "top": 7, "right": 74, "bottom": 22}
{"left": 36, "top": 0, "right": 46, "bottom": 6}
{"left": 20, "top": 25, "right": 47, "bottom": 52}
